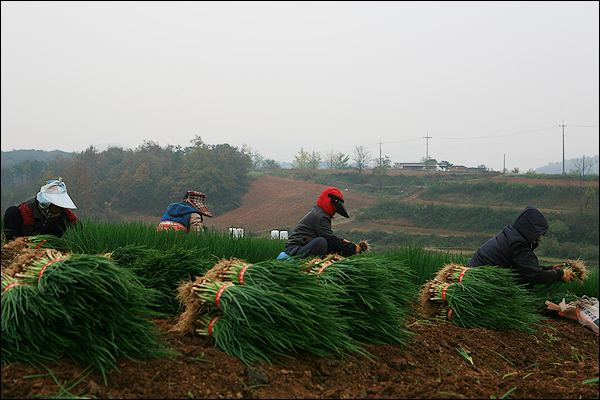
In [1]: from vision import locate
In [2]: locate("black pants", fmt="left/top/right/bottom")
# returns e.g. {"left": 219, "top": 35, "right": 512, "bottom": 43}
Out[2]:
{"left": 286, "top": 237, "right": 328, "bottom": 259}
{"left": 3, "top": 206, "right": 71, "bottom": 241}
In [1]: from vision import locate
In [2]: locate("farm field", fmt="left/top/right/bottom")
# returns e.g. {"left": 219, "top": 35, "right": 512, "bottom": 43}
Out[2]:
{"left": 1, "top": 239, "right": 597, "bottom": 400}
{"left": 2, "top": 171, "right": 598, "bottom": 399}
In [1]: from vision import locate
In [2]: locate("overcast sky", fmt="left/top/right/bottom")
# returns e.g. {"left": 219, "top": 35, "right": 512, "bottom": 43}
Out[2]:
{"left": 2, "top": 1, "right": 598, "bottom": 172}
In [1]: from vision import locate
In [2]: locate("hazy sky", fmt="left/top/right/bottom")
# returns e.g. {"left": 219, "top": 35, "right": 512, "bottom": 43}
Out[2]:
{"left": 2, "top": 1, "right": 598, "bottom": 172}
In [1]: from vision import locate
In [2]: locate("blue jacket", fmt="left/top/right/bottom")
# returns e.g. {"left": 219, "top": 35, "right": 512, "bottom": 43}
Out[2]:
{"left": 160, "top": 202, "right": 199, "bottom": 229}
{"left": 466, "top": 206, "right": 563, "bottom": 287}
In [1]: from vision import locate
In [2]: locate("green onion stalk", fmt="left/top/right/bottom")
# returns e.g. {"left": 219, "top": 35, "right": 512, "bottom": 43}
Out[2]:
{"left": 428, "top": 277, "right": 543, "bottom": 332}
{"left": 2, "top": 274, "right": 73, "bottom": 364}
{"left": 193, "top": 275, "right": 368, "bottom": 365}
{"left": 109, "top": 244, "right": 214, "bottom": 316}
{"left": 544, "top": 291, "right": 581, "bottom": 305}
{"left": 312, "top": 255, "right": 417, "bottom": 346}
{"left": 26, "top": 235, "right": 69, "bottom": 251}
{"left": 450, "top": 265, "right": 516, "bottom": 287}
{"left": 3, "top": 253, "right": 176, "bottom": 383}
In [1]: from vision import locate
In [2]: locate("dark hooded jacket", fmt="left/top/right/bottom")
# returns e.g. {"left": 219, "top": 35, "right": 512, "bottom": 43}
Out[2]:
{"left": 466, "top": 206, "right": 563, "bottom": 287}
{"left": 285, "top": 187, "right": 357, "bottom": 257}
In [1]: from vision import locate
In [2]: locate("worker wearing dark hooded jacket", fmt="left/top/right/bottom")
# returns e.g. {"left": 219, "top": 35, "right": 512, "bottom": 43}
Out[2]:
{"left": 466, "top": 205, "right": 575, "bottom": 288}
{"left": 284, "top": 187, "right": 362, "bottom": 259}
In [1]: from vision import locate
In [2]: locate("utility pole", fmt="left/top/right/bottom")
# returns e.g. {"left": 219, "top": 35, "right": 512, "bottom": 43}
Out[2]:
{"left": 559, "top": 120, "right": 566, "bottom": 174}
{"left": 423, "top": 133, "right": 432, "bottom": 161}
{"left": 378, "top": 140, "right": 383, "bottom": 167}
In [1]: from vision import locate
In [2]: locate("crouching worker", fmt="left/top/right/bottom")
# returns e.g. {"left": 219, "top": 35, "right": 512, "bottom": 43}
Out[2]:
{"left": 466, "top": 205, "right": 576, "bottom": 289}
{"left": 281, "top": 187, "right": 363, "bottom": 259}
{"left": 2, "top": 178, "right": 79, "bottom": 241}
{"left": 157, "top": 191, "right": 212, "bottom": 233}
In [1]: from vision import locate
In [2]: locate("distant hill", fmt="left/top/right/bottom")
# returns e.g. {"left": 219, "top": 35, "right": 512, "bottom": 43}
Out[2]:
{"left": 1, "top": 149, "right": 76, "bottom": 169}
{"left": 535, "top": 155, "right": 599, "bottom": 175}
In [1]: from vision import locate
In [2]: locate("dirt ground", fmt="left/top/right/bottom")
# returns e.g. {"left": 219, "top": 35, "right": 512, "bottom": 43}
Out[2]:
{"left": 2, "top": 239, "right": 599, "bottom": 399}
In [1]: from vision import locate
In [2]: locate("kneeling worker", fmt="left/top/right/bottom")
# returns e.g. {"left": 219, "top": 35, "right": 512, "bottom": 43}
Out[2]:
{"left": 2, "top": 178, "right": 79, "bottom": 241}
{"left": 282, "top": 187, "right": 363, "bottom": 259}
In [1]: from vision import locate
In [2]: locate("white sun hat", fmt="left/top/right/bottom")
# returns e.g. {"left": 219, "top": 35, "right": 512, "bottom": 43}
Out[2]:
{"left": 36, "top": 178, "right": 77, "bottom": 209}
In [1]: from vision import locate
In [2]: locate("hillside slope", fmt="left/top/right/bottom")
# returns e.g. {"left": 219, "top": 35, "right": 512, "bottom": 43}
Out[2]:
{"left": 208, "top": 174, "right": 379, "bottom": 235}
{"left": 207, "top": 172, "right": 596, "bottom": 238}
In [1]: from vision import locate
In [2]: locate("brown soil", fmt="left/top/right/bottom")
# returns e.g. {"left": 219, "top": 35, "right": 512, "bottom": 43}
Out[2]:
{"left": 2, "top": 239, "right": 599, "bottom": 399}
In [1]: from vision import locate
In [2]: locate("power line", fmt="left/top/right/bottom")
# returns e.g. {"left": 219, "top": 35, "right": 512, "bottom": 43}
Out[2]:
{"left": 374, "top": 124, "right": 597, "bottom": 146}
{"left": 435, "top": 126, "right": 557, "bottom": 140}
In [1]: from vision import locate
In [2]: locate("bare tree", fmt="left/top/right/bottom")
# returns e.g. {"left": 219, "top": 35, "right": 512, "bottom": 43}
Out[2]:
{"left": 324, "top": 149, "right": 336, "bottom": 169}
{"left": 352, "top": 145, "right": 371, "bottom": 174}
{"left": 571, "top": 155, "right": 598, "bottom": 182}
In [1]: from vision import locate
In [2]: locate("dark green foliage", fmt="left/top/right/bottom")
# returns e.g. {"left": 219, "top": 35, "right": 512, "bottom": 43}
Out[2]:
{"left": 62, "top": 219, "right": 285, "bottom": 263}
{"left": 110, "top": 245, "right": 214, "bottom": 316}
{"left": 381, "top": 245, "right": 470, "bottom": 286}
{"left": 421, "top": 180, "right": 597, "bottom": 210}
{"left": 533, "top": 266, "right": 599, "bottom": 300}
{"left": 315, "top": 255, "right": 417, "bottom": 345}
{"left": 430, "top": 266, "right": 544, "bottom": 332}
{"left": 196, "top": 261, "right": 368, "bottom": 364}
{"left": 1, "top": 254, "right": 175, "bottom": 382}
{"left": 27, "top": 235, "right": 69, "bottom": 251}
{"left": 355, "top": 200, "right": 599, "bottom": 248}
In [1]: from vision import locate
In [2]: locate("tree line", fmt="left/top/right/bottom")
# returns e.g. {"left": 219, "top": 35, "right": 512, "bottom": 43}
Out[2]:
{"left": 1, "top": 137, "right": 252, "bottom": 221}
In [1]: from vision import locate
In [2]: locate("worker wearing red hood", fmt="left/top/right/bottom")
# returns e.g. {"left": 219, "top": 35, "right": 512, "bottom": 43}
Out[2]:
{"left": 283, "top": 187, "right": 362, "bottom": 259}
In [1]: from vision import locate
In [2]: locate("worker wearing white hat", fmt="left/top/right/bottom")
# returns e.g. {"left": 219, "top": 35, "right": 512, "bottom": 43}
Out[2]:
{"left": 2, "top": 178, "right": 79, "bottom": 241}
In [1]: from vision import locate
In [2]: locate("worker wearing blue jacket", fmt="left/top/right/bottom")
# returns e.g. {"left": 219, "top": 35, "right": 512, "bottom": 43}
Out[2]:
{"left": 157, "top": 191, "right": 212, "bottom": 233}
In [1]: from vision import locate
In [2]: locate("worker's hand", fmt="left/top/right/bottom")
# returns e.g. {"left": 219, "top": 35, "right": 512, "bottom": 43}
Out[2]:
{"left": 355, "top": 244, "right": 362, "bottom": 254}
{"left": 552, "top": 263, "right": 567, "bottom": 269}
{"left": 561, "top": 269, "right": 576, "bottom": 283}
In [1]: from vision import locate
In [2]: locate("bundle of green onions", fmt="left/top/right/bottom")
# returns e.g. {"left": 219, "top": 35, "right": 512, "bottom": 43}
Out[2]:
{"left": 427, "top": 265, "right": 543, "bottom": 332}
{"left": 109, "top": 244, "right": 214, "bottom": 316}
{"left": 2, "top": 274, "right": 72, "bottom": 364}
{"left": 313, "top": 255, "right": 417, "bottom": 346}
{"left": 26, "top": 234, "right": 69, "bottom": 251}
{"left": 534, "top": 259, "right": 590, "bottom": 299}
{"left": 193, "top": 259, "right": 367, "bottom": 364}
{"left": 171, "top": 257, "right": 242, "bottom": 336}
{"left": 563, "top": 259, "right": 589, "bottom": 281}
{"left": 3, "top": 253, "right": 175, "bottom": 382}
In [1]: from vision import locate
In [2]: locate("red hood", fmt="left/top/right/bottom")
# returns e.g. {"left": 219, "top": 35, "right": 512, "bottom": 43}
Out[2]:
{"left": 317, "top": 187, "right": 343, "bottom": 217}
